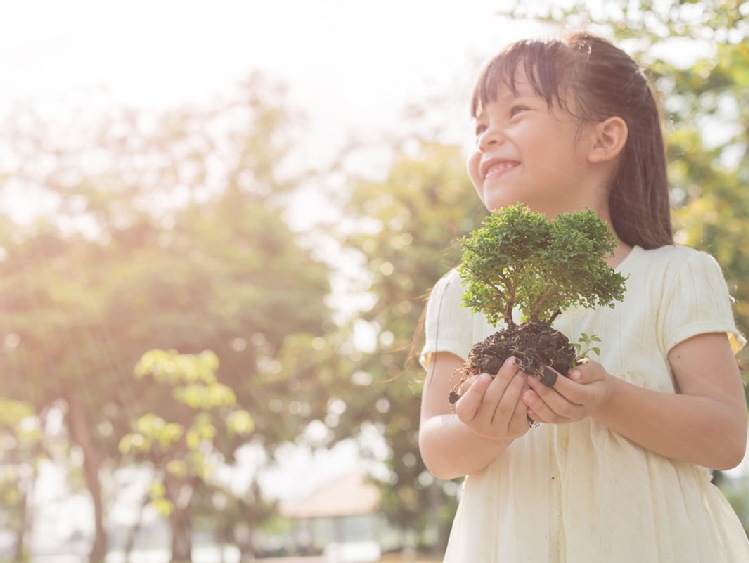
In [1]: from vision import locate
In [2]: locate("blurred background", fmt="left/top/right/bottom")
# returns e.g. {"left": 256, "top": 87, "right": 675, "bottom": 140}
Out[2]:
{"left": 0, "top": 1, "right": 747, "bottom": 562}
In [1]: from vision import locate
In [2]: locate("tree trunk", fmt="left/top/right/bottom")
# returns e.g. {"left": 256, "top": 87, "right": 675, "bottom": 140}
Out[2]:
{"left": 169, "top": 504, "right": 193, "bottom": 562}
{"left": 214, "top": 522, "right": 228, "bottom": 563}
{"left": 165, "top": 475, "right": 194, "bottom": 563}
{"left": 236, "top": 498, "right": 257, "bottom": 562}
{"left": 13, "top": 474, "right": 29, "bottom": 562}
{"left": 13, "top": 417, "right": 45, "bottom": 562}
{"left": 66, "top": 394, "right": 107, "bottom": 562}
{"left": 124, "top": 491, "right": 151, "bottom": 563}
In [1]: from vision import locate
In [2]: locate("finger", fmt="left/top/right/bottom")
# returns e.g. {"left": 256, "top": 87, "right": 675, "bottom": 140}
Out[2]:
{"left": 526, "top": 378, "right": 584, "bottom": 421}
{"left": 455, "top": 373, "right": 492, "bottom": 422}
{"left": 458, "top": 374, "right": 479, "bottom": 395}
{"left": 481, "top": 356, "right": 519, "bottom": 406}
{"left": 569, "top": 359, "right": 607, "bottom": 384}
{"left": 477, "top": 357, "right": 520, "bottom": 426}
{"left": 526, "top": 406, "right": 543, "bottom": 425}
{"left": 552, "top": 362, "right": 606, "bottom": 404}
{"left": 508, "top": 389, "right": 532, "bottom": 432}
{"left": 546, "top": 371, "right": 586, "bottom": 405}
{"left": 489, "top": 369, "right": 528, "bottom": 425}
{"left": 523, "top": 389, "right": 556, "bottom": 423}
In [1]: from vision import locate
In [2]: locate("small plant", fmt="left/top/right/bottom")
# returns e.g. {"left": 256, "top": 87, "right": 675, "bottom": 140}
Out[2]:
{"left": 449, "top": 204, "right": 627, "bottom": 404}
{"left": 573, "top": 333, "right": 602, "bottom": 362}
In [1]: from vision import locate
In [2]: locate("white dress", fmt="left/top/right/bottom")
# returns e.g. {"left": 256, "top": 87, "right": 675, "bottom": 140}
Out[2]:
{"left": 421, "top": 245, "right": 749, "bottom": 562}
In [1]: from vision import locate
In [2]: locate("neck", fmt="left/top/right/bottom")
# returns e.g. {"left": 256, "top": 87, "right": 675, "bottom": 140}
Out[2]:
{"left": 606, "top": 240, "right": 632, "bottom": 268}
{"left": 588, "top": 199, "right": 631, "bottom": 268}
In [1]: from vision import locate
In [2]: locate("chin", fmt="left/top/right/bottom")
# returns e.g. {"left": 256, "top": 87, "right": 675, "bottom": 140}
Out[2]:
{"left": 482, "top": 194, "right": 524, "bottom": 212}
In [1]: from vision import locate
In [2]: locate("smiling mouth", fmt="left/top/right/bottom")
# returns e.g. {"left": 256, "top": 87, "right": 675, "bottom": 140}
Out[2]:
{"left": 483, "top": 160, "right": 518, "bottom": 180}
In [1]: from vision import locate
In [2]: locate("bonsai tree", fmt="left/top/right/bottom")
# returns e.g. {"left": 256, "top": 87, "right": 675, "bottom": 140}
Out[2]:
{"left": 449, "top": 203, "right": 627, "bottom": 404}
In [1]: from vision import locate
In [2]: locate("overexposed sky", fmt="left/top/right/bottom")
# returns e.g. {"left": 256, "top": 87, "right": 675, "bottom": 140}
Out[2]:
{"left": 0, "top": 1, "right": 550, "bottom": 168}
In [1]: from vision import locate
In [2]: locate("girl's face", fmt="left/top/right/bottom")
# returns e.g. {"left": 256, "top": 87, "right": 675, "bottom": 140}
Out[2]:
{"left": 467, "top": 73, "right": 604, "bottom": 218}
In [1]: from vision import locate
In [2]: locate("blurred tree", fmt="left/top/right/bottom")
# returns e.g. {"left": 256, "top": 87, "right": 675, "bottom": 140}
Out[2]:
{"left": 0, "top": 399, "right": 46, "bottom": 562}
{"left": 119, "top": 349, "right": 254, "bottom": 562}
{"left": 0, "top": 73, "right": 333, "bottom": 561}
{"left": 336, "top": 136, "right": 485, "bottom": 551}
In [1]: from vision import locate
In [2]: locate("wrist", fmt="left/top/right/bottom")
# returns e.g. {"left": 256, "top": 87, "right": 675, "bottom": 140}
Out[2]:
{"left": 591, "top": 371, "right": 619, "bottom": 420}
{"left": 468, "top": 424, "right": 516, "bottom": 444}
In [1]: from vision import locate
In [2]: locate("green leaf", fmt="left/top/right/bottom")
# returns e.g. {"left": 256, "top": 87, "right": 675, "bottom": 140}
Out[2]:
{"left": 226, "top": 410, "right": 255, "bottom": 435}
{"left": 166, "top": 460, "right": 187, "bottom": 477}
{"left": 151, "top": 497, "right": 173, "bottom": 518}
{"left": 149, "top": 481, "right": 166, "bottom": 499}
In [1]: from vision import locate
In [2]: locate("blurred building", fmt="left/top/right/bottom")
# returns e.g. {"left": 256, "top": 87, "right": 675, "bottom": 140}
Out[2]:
{"left": 278, "top": 471, "right": 386, "bottom": 562}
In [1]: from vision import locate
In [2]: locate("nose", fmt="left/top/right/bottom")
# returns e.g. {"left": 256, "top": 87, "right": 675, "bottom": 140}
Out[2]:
{"left": 477, "top": 124, "right": 503, "bottom": 153}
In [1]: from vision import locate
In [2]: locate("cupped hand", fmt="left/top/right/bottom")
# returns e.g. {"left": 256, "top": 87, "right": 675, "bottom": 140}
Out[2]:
{"left": 523, "top": 358, "right": 615, "bottom": 424}
{"left": 454, "top": 356, "right": 532, "bottom": 440}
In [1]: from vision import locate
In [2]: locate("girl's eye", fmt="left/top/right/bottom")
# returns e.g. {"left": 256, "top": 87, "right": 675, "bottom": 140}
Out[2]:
{"left": 510, "top": 105, "right": 528, "bottom": 117}
{"left": 474, "top": 124, "right": 487, "bottom": 136}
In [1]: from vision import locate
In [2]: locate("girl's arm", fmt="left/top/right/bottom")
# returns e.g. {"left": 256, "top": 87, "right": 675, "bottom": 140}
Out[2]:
{"left": 523, "top": 332, "right": 747, "bottom": 470}
{"left": 419, "top": 351, "right": 531, "bottom": 480}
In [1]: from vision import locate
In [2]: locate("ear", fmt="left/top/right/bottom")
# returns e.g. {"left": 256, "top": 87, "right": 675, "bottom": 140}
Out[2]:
{"left": 587, "top": 116, "right": 628, "bottom": 164}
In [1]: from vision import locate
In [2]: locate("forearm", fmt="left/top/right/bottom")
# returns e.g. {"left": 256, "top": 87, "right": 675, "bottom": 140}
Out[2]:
{"left": 592, "top": 376, "right": 747, "bottom": 470}
{"left": 419, "top": 413, "right": 512, "bottom": 480}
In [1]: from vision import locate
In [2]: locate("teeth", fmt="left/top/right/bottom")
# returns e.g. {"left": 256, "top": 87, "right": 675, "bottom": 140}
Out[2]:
{"left": 485, "top": 161, "right": 516, "bottom": 177}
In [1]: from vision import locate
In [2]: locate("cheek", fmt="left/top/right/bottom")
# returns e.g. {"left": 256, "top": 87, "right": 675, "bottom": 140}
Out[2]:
{"left": 466, "top": 152, "right": 482, "bottom": 186}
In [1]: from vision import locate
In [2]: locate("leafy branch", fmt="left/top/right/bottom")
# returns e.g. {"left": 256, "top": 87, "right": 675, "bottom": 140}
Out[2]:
{"left": 458, "top": 204, "right": 627, "bottom": 327}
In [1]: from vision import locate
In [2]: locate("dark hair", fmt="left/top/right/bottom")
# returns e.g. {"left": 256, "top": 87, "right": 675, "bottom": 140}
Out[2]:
{"left": 471, "top": 32, "right": 673, "bottom": 250}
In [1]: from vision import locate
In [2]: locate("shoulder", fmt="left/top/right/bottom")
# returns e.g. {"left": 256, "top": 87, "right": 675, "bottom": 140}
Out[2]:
{"left": 422, "top": 268, "right": 476, "bottom": 366}
{"left": 643, "top": 246, "right": 744, "bottom": 354}
{"left": 621, "top": 245, "right": 732, "bottom": 311}
{"left": 635, "top": 244, "right": 703, "bottom": 262}
{"left": 629, "top": 245, "right": 723, "bottom": 276}
{"left": 437, "top": 267, "right": 463, "bottom": 285}
{"left": 428, "top": 268, "right": 465, "bottom": 302}
{"left": 641, "top": 245, "right": 734, "bottom": 313}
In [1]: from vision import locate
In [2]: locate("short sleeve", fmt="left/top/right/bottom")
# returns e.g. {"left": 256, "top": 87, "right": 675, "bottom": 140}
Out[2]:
{"left": 659, "top": 250, "right": 746, "bottom": 355}
{"left": 420, "top": 269, "right": 475, "bottom": 368}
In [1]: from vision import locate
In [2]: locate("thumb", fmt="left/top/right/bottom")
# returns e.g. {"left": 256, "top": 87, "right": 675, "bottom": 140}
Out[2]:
{"left": 568, "top": 358, "right": 602, "bottom": 384}
{"left": 568, "top": 368, "right": 584, "bottom": 383}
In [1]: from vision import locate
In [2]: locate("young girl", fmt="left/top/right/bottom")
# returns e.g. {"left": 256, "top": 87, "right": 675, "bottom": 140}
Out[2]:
{"left": 419, "top": 32, "right": 749, "bottom": 562}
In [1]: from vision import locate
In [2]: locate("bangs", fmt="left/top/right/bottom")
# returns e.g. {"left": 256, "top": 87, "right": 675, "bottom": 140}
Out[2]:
{"left": 470, "top": 39, "right": 578, "bottom": 118}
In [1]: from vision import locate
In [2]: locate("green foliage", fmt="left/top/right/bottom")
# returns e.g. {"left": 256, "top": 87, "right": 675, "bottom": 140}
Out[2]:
{"left": 0, "top": 72, "right": 333, "bottom": 560}
{"left": 121, "top": 349, "right": 254, "bottom": 469}
{"left": 573, "top": 333, "right": 602, "bottom": 361}
{"left": 338, "top": 136, "right": 480, "bottom": 549}
{"left": 458, "top": 204, "right": 627, "bottom": 327}
{"left": 120, "top": 348, "right": 257, "bottom": 554}
{"left": 135, "top": 349, "right": 220, "bottom": 385}
{"left": 0, "top": 399, "right": 44, "bottom": 561}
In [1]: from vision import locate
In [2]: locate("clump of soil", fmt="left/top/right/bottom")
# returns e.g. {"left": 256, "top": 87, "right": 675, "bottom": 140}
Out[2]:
{"left": 448, "top": 322, "right": 576, "bottom": 405}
